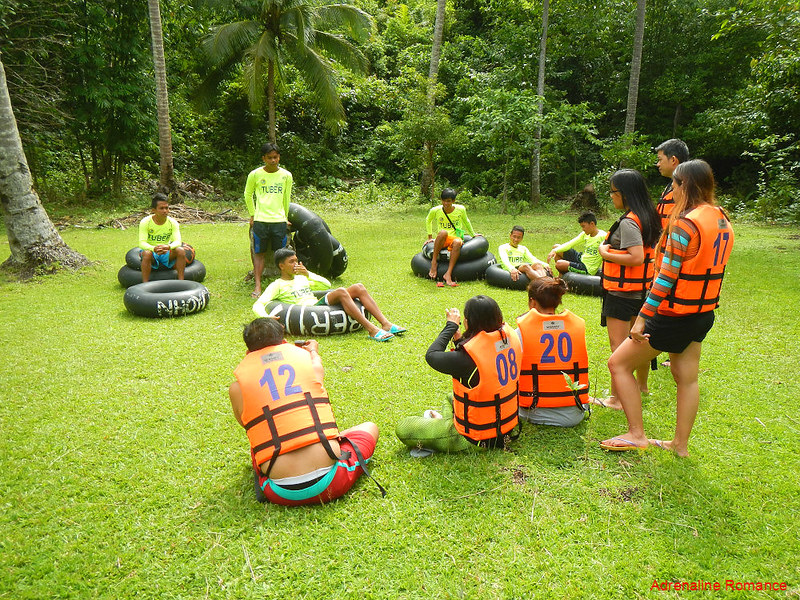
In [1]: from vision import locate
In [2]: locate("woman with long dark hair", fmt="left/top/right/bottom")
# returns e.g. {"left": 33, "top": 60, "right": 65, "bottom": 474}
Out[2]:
{"left": 396, "top": 295, "right": 521, "bottom": 453}
{"left": 593, "top": 169, "right": 661, "bottom": 409}
{"left": 601, "top": 160, "right": 734, "bottom": 455}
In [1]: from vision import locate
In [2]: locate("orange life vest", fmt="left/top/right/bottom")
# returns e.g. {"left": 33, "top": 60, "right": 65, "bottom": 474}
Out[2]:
{"left": 234, "top": 343, "right": 340, "bottom": 476}
{"left": 659, "top": 204, "right": 734, "bottom": 316}
{"left": 516, "top": 309, "right": 589, "bottom": 409}
{"left": 601, "top": 211, "right": 655, "bottom": 293}
{"left": 452, "top": 325, "right": 521, "bottom": 441}
{"left": 657, "top": 184, "right": 675, "bottom": 229}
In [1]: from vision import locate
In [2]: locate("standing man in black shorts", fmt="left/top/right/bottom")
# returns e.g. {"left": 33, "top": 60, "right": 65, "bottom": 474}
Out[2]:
{"left": 243, "top": 142, "right": 293, "bottom": 298}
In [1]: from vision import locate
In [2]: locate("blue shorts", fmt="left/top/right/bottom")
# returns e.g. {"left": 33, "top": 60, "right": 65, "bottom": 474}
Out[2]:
{"left": 252, "top": 221, "right": 288, "bottom": 255}
{"left": 140, "top": 249, "right": 175, "bottom": 270}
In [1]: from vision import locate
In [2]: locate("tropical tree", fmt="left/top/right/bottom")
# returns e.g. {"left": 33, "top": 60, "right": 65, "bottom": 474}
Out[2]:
{"left": 421, "top": 0, "right": 447, "bottom": 199}
{"left": 0, "top": 57, "right": 88, "bottom": 274}
{"left": 530, "top": 0, "right": 549, "bottom": 205}
{"left": 147, "top": 0, "right": 177, "bottom": 193}
{"left": 624, "top": 0, "right": 646, "bottom": 134}
{"left": 200, "top": 0, "right": 373, "bottom": 143}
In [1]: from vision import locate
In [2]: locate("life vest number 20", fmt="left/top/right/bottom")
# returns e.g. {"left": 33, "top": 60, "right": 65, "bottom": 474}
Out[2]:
{"left": 259, "top": 364, "right": 303, "bottom": 401}
{"left": 540, "top": 332, "right": 573, "bottom": 363}
{"left": 495, "top": 348, "right": 518, "bottom": 385}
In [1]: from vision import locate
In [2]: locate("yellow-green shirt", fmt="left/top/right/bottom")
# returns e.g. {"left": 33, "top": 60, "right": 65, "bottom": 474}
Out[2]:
{"left": 426, "top": 204, "right": 475, "bottom": 238}
{"left": 253, "top": 273, "right": 332, "bottom": 317}
{"left": 138, "top": 215, "right": 181, "bottom": 251}
{"left": 243, "top": 166, "right": 293, "bottom": 223}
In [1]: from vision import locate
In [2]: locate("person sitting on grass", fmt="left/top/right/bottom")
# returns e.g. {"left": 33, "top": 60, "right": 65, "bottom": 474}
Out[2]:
{"left": 547, "top": 212, "right": 606, "bottom": 277}
{"left": 229, "top": 317, "right": 384, "bottom": 505}
{"left": 498, "top": 225, "right": 551, "bottom": 282}
{"left": 138, "top": 193, "right": 192, "bottom": 283}
{"left": 425, "top": 188, "right": 482, "bottom": 287}
{"left": 253, "top": 248, "right": 406, "bottom": 342}
{"left": 395, "top": 295, "right": 521, "bottom": 454}
{"left": 516, "top": 277, "right": 590, "bottom": 427}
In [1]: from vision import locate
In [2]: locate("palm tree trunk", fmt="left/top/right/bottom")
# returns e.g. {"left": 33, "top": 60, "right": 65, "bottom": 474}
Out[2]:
{"left": 268, "top": 59, "right": 276, "bottom": 143}
{"left": 0, "top": 58, "right": 89, "bottom": 274}
{"left": 530, "top": 0, "right": 549, "bottom": 206}
{"left": 624, "top": 0, "right": 646, "bottom": 134}
{"left": 427, "top": 0, "right": 446, "bottom": 104}
{"left": 147, "top": 0, "right": 177, "bottom": 193}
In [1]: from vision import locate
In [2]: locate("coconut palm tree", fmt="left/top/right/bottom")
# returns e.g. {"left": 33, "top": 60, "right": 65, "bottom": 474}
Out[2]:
{"left": 201, "top": 0, "right": 373, "bottom": 142}
{"left": 147, "top": 0, "right": 177, "bottom": 193}
{"left": 624, "top": 0, "right": 646, "bottom": 134}
{"left": 0, "top": 57, "right": 88, "bottom": 274}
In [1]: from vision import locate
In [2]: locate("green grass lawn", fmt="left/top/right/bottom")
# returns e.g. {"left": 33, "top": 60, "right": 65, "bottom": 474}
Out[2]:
{"left": 1, "top": 201, "right": 799, "bottom": 599}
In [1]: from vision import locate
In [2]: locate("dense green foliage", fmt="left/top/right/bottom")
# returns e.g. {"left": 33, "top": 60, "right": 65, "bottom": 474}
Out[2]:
{"left": 1, "top": 0, "right": 798, "bottom": 218}
{"left": 1, "top": 201, "right": 799, "bottom": 597}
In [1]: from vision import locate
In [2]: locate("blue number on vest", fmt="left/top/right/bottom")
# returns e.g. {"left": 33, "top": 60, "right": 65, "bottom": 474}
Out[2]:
{"left": 259, "top": 364, "right": 303, "bottom": 401}
{"left": 712, "top": 231, "right": 730, "bottom": 266}
{"left": 540, "top": 332, "right": 573, "bottom": 363}
{"left": 495, "top": 348, "right": 518, "bottom": 385}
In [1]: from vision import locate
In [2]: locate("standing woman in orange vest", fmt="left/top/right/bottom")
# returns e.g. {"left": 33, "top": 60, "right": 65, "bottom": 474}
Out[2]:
{"left": 600, "top": 160, "right": 734, "bottom": 455}
{"left": 395, "top": 295, "right": 521, "bottom": 453}
{"left": 594, "top": 170, "right": 661, "bottom": 410}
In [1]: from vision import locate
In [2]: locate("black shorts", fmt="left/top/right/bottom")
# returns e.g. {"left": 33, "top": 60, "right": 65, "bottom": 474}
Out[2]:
{"left": 601, "top": 293, "right": 645, "bottom": 326}
{"left": 562, "top": 249, "right": 589, "bottom": 274}
{"left": 252, "top": 221, "right": 288, "bottom": 255}
{"left": 644, "top": 311, "right": 715, "bottom": 353}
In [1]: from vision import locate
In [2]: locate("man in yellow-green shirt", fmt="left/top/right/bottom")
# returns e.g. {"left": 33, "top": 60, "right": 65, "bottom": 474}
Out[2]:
{"left": 243, "top": 142, "right": 293, "bottom": 298}
{"left": 138, "top": 194, "right": 189, "bottom": 282}
{"left": 498, "top": 226, "right": 551, "bottom": 282}
{"left": 548, "top": 212, "right": 606, "bottom": 276}
{"left": 424, "top": 188, "right": 481, "bottom": 287}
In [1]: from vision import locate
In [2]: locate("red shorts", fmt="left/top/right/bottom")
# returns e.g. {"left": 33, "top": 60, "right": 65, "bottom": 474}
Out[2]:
{"left": 257, "top": 430, "right": 377, "bottom": 507}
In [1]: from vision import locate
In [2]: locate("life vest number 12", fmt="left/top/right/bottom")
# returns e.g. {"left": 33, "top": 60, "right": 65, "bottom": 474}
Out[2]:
{"left": 259, "top": 364, "right": 303, "bottom": 401}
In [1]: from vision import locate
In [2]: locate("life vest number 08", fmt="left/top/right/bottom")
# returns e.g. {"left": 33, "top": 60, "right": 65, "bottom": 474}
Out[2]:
{"left": 259, "top": 364, "right": 303, "bottom": 401}
{"left": 495, "top": 348, "right": 518, "bottom": 385}
{"left": 540, "top": 332, "right": 573, "bottom": 363}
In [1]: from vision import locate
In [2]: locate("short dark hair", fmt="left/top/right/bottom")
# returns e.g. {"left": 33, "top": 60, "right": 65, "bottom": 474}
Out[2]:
{"left": 655, "top": 139, "right": 689, "bottom": 164}
{"left": 511, "top": 225, "right": 525, "bottom": 235}
{"left": 261, "top": 142, "right": 280, "bottom": 155}
{"left": 243, "top": 318, "right": 285, "bottom": 352}
{"left": 273, "top": 247, "right": 296, "bottom": 267}
{"left": 528, "top": 277, "right": 568, "bottom": 310}
{"left": 151, "top": 193, "right": 168, "bottom": 209}
{"left": 441, "top": 188, "right": 457, "bottom": 200}
{"left": 578, "top": 212, "right": 596, "bottom": 225}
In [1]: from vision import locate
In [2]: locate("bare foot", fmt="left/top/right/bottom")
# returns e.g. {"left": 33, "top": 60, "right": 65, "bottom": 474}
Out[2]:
{"left": 589, "top": 395, "right": 623, "bottom": 410}
{"left": 648, "top": 439, "right": 689, "bottom": 457}
{"left": 639, "top": 387, "right": 650, "bottom": 395}
{"left": 429, "top": 261, "right": 438, "bottom": 280}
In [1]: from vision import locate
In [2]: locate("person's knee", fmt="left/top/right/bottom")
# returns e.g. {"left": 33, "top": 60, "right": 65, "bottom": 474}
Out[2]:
{"left": 451, "top": 238, "right": 463, "bottom": 249}
{"left": 350, "top": 283, "right": 367, "bottom": 296}
{"left": 141, "top": 250, "right": 154, "bottom": 264}
{"left": 175, "top": 246, "right": 186, "bottom": 259}
{"left": 329, "top": 287, "right": 348, "bottom": 302}
{"left": 436, "top": 230, "right": 449, "bottom": 240}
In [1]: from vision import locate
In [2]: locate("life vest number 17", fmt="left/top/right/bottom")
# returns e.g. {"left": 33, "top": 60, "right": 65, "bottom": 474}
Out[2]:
{"left": 496, "top": 348, "right": 518, "bottom": 385}
{"left": 259, "top": 364, "right": 303, "bottom": 401}
{"left": 712, "top": 231, "right": 730, "bottom": 266}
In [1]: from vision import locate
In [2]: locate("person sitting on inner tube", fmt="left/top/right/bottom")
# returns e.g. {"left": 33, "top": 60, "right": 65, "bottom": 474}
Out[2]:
{"left": 498, "top": 225, "right": 552, "bottom": 282}
{"left": 425, "top": 188, "right": 483, "bottom": 287}
{"left": 547, "top": 212, "right": 606, "bottom": 277}
{"left": 138, "top": 193, "right": 193, "bottom": 283}
{"left": 229, "top": 317, "right": 384, "bottom": 505}
{"left": 253, "top": 248, "right": 407, "bottom": 342}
